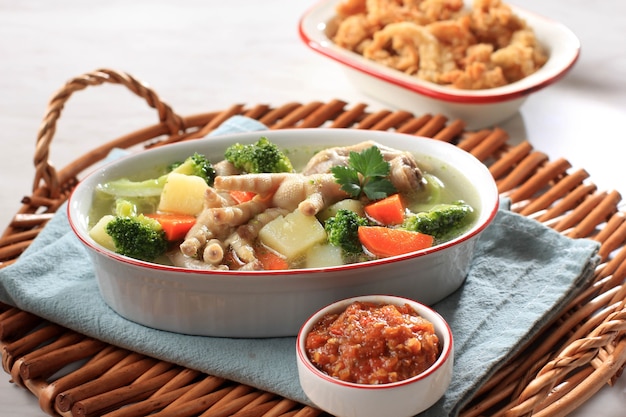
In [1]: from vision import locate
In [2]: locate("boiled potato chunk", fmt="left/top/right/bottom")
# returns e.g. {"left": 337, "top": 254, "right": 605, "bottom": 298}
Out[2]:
{"left": 89, "top": 215, "right": 116, "bottom": 251}
{"left": 259, "top": 209, "right": 327, "bottom": 260}
{"left": 158, "top": 172, "right": 209, "bottom": 216}
{"left": 317, "top": 198, "right": 365, "bottom": 222}
{"left": 306, "top": 244, "right": 343, "bottom": 268}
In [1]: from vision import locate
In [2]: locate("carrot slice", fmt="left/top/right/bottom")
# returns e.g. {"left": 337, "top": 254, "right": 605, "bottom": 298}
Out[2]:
{"left": 364, "top": 194, "right": 405, "bottom": 225}
{"left": 230, "top": 190, "right": 256, "bottom": 204}
{"left": 358, "top": 226, "right": 434, "bottom": 258}
{"left": 256, "top": 247, "right": 289, "bottom": 270}
{"left": 145, "top": 213, "right": 197, "bottom": 241}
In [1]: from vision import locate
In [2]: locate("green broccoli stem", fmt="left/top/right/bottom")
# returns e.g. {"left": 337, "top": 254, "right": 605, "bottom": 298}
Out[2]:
{"left": 98, "top": 175, "right": 169, "bottom": 198}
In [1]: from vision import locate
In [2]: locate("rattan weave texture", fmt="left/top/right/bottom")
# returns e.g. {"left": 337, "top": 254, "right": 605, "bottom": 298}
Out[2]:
{"left": 1, "top": 69, "right": 625, "bottom": 417}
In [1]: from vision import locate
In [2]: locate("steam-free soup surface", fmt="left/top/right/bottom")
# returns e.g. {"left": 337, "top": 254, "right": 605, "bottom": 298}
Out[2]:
{"left": 88, "top": 140, "right": 479, "bottom": 270}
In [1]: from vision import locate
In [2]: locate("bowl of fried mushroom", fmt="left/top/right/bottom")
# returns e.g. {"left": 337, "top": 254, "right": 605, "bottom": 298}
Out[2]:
{"left": 299, "top": 0, "right": 581, "bottom": 129}
{"left": 68, "top": 128, "right": 499, "bottom": 337}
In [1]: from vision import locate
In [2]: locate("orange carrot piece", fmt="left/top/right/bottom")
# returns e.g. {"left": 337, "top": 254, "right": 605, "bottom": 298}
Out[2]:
{"left": 364, "top": 194, "right": 405, "bottom": 225}
{"left": 145, "top": 213, "right": 197, "bottom": 241}
{"left": 256, "top": 247, "right": 289, "bottom": 270}
{"left": 358, "top": 226, "right": 434, "bottom": 258}
{"left": 230, "top": 190, "right": 256, "bottom": 204}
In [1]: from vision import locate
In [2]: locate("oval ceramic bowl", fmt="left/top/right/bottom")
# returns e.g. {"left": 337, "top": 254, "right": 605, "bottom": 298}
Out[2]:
{"left": 67, "top": 128, "right": 499, "bottom": 337}
{"left": 299, "top": 0, "right": 580, "bottom": 129}
{"left": 296, "top": 295, "right": 454, "bottom": 417}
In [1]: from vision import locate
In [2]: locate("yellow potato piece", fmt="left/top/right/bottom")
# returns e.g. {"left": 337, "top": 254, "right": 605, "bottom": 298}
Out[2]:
{"left": 89, "top": 214, "right": 116, "bottom": 251}
{"left": 317, "top": 199, "right": 365, "bottom": 222}
{"left": 259, "top": 209, "right": 327, "bottom": 260}
{"left": 158, "top": 172, "right": 209, "bottom": 216}
{"left": 306, "top": 244, "right": 344, "bottom": 268}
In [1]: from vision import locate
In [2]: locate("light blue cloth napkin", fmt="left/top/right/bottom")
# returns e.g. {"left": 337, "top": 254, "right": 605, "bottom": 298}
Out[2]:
{"left": 0, "top": 116, "right": 601, "bottom": 416}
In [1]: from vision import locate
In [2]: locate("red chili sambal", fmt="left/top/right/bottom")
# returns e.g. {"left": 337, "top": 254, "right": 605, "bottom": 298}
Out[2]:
{"left": 305, "top": 301, "right": 441, "bottom": 384}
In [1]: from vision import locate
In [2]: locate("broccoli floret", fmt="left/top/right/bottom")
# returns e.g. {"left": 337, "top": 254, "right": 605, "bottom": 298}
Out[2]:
{"left": 402, "top": 201, "right": 474, "bottom": 242}
{"left": 170, "top": 152, "right": 216, "bottom": 186}
{"left": 324, "top": 209, "right": 369, "bottom": 254}
{"left": 224, "top": 136, "right": 294, "bottom": 173}
{"left": 105, "top": 214, "right": 167, "bottom": 262}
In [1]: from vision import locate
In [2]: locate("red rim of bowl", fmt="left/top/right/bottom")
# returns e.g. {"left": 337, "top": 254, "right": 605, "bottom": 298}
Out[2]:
{"left": 68, "top": 189, "right": 499, "bottom": 277}
{"left": 298, "top": 1, "right": 581, "bottom": 104}
{"left": 296, "top": 295, "right": 454, "bottom": 390}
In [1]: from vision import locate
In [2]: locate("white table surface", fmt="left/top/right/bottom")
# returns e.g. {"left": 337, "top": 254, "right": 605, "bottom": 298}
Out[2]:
{"left": 1, "top": 0, "right": 625, "bottom": 415}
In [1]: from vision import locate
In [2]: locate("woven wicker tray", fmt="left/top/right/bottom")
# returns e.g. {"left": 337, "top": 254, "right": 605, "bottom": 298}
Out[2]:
{"left": 1, "top": 69, "right": 625, "bottom": 417}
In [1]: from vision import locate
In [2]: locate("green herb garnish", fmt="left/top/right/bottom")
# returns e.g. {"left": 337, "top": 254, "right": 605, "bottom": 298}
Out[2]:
{"left": 331, "top": 146, "right": 397, "bottom": 200}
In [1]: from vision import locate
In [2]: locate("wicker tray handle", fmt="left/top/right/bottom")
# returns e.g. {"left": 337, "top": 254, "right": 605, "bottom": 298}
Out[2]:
{"left": 33, "top": 68, "right": 186, "bottom": 199}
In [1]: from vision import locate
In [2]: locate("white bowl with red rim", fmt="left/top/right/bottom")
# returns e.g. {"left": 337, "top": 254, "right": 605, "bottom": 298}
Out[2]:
{"left": 298, "top": 0, "right": 581, "bottom": 129}
{"left": 296, "top": 294, "right": 454, "bottom": 417}
{"left": 68, "top": 128, "right": 498, "bottom": 337}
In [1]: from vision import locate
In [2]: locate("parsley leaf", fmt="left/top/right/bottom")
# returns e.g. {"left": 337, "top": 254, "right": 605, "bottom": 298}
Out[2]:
{"left": 330, "top": 165, "right": 361, "bottom": 197}
{"left": 331, "top": 146, "right": 397, "bottom": 200}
